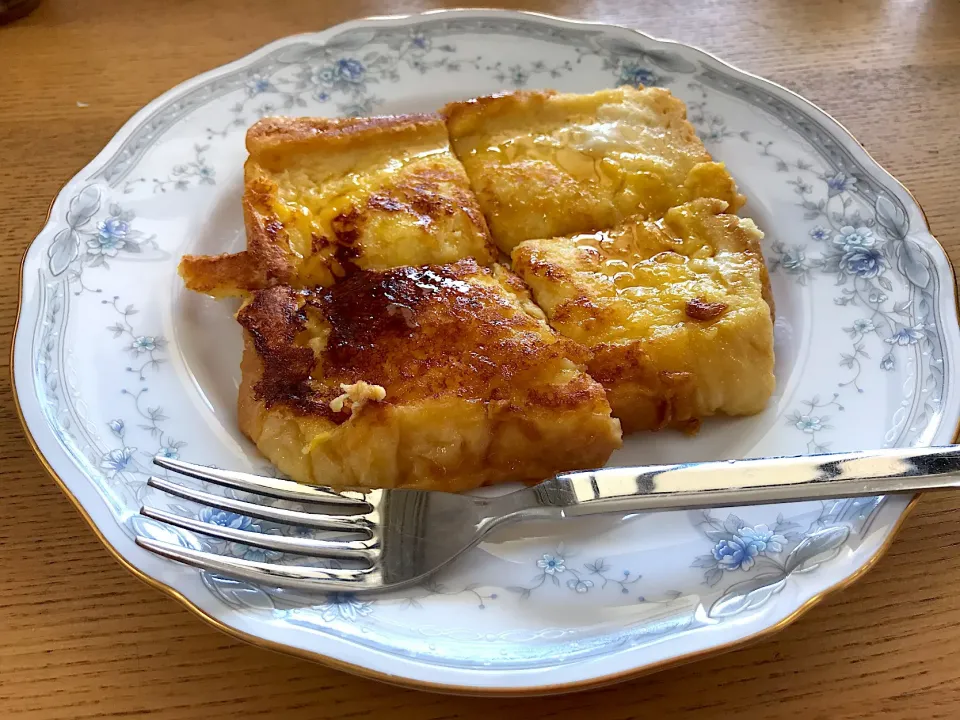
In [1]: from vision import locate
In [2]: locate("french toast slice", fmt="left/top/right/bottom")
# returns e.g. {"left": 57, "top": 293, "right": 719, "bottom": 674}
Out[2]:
{"left": 443, "top": 86, "right": 744, "bottom": 252}
{"left": 511, "top": 198, "right": 775, "bottom": 434}
{"left": 236, "top": 259, "right": 622, "bottom": 491}
{"left": 180, "top": 114, "right": 497, "bottom": 297}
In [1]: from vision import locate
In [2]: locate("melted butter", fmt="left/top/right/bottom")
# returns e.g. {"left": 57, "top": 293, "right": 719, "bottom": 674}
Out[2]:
{"left": 563, "top": 120, "right": 627, "bottom": 153}
{"left": 472, "top": 131, "right": 683, "bottom": 226}
{"left": 603, "top": 258, "right": 630, "bottom": 272}
{"left": 572, "top": 226, "right": 736, "bottom": 311}
{"left": 465, "top": 107, "right": 710, "bottom": 223}
{"left": 611, "top": 270, "right": 637, "bottom": 288}
{"left": 412, "top": 267, "right": 477, "bottom": 298}
{"left": 407, "top": 146, "right": 447, "bottom": 161}
{"left": 269, "top": 149, "right": 440, "bottom": 277}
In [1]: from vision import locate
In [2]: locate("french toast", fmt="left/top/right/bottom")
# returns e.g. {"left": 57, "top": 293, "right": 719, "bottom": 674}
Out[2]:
{"left": 443, "top": 86, "right": 744, "bottom": 252}
{"left": 236, "top": 259, "right": 622, "bottom": 491}
{"left": 180, "top": 114, "right": 497, "bottom": 297}
{"left": 511, "top": 198, "right": 775, "bottom": 434}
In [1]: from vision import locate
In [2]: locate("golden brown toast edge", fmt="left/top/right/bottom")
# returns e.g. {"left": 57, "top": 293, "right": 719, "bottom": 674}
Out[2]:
{"left": 180, "top": 113, "right": 466, "bottom": 297}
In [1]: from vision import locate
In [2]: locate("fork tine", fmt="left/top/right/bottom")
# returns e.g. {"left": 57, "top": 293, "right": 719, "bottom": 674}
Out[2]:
{"left": 135, "top": 537, "right": 379, "bottom": 590}
{"left": 153, "top": 456, "right": 368, "bottom": 507}
{"left": 140, "top": 506, "right": 378, "bottom": 560}
{"left": 147, "top": 476, "right": 373, "bottom": 534}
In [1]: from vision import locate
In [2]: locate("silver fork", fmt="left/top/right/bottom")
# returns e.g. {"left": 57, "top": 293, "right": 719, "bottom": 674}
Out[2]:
{"left": 137, "top": 446, "right": 960, "bottom": 594}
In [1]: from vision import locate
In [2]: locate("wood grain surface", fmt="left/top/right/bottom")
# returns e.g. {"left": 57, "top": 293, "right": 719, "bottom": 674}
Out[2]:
{"left": 2, "top": 1, "right": 960, "bottom": 717}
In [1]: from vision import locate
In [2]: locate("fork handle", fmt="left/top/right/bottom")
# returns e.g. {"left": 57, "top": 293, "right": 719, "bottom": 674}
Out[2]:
{"left": 504, "top": 446, "right": 960, "bottom": 517}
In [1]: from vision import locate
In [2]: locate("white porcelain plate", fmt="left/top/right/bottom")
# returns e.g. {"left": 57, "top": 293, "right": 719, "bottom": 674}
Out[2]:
{"left": 13, "top": 9, "right": 960, "bottom": 693}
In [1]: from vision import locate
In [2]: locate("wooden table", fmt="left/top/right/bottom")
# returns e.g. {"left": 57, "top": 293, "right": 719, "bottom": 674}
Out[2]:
{"left": 2, "top": 0, "right": 959, "bottom": 717}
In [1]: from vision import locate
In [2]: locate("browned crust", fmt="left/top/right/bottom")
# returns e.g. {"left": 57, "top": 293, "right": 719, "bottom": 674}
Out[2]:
{"left": 235, "top": 260, "right": 623, "bottom": 490}
{"left": 246, "top": 113, "right": 446, "bottom": 159}
{"left": 241, "top": 175, "right": 297, "bottom": 286}
{"left": 662, "top": 200, "right": 774, "bottom": 319}
{"left": 239, "top": 163, "right": 496, "bottom": 289}
{"left": 742, "top": 224, "right": 776, "bottom": 319}
{"left": 443, "top": 86, "right": 697, "bottom": 143}
{"left": 236, "top": 260, "right": 609, "bottom": 420}
{"left": 443, "top": 87, "right": 748, "bottom": 250}
{"left": 179, "top": 251, "right": 261, "bottom": 298}
{"left": 587, "top": 342, "right": 699, "bottom": 434}
{"left": 179, "top": 178, "right": 294, "bottom": 296}
{"left": 235, "top": 285, "right": 338, "bottom": 420}
{"left": 311, "top": 259, "right": 593, "bottom": 401}
{"left": 366, "top": 165, "right": 490, "bottom": 234}
{"left": 236, "top": 320, "right": 622, "bottom": 492}
{"left": 442, "top": 89, "right": 558, "bottom": 132}
{"left": 685, "top": 298, "right": 728, "bottom": 321}
{"left": 512, "top": 199, "right": 775, "bottom": 434}
{"left": 236, "top": 332, "right": 266, "bottom": 443}
{"left": 183, "top": 113, "right": 497, "bottom": 297}
{"left": 361, "top": 163, "right": 495, "bottom": 255}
